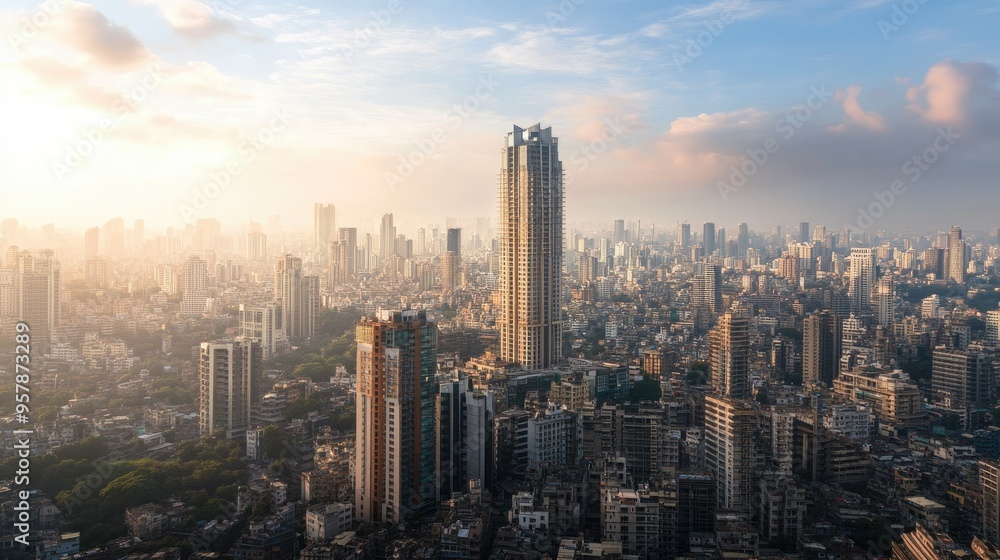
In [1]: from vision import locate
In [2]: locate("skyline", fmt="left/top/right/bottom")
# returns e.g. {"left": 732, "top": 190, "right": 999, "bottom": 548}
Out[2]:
{"left": 1, "top": 1, "right": 999, "bottom": 230}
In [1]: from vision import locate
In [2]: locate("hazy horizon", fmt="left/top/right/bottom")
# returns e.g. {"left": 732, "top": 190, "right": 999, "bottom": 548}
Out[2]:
{"left": 2, "top": 1, "right": 999, "bottom": 232}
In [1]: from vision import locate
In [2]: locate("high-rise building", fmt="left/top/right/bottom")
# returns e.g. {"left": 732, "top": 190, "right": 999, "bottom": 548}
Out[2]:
{"left": 705, "top": 395, "right": 757, "bottom": 519}
{"left": 102, "top": 217, "right": 125, "bottom": 259}
{"left": 677, "top": 222, "right": 691, "bottom": 251}
{"left": 946, "top": 226, "right": 966, "bottom": 283}
{"left": 379, "top": 213, "right": 396, "bottom": 261}
{"left": 441, "top": 228, "right": 462, "bottom": 293}
{"left": 799, "top": 222, "right": 810, "bottom": 243}
{"left": 736, "top": 222, "right": 750, "bottom": 259}
{"left": 803, "top": 311, "right": 842, "bottom": 387}
{"left": 198, "top": 338, "right": 261, "bottom": 438}
{"left": 13, "top": 251, "right": 61, "bottom": 345}
{"left": 246, "top": 231, "right": 267, "bottom": 262}
{"left": 314, "top": 203, "right": 336, "bottom": 252}
{"left": 692, "top": 262, "right": 723, "bottom": 314}
{"left": 274, "top": 255, "right": 319, "bottom": 340}
{"left": 922, "top": 247, "right": 945, "bottom": 278}
{"left": 84, "top": 258, "right": 109, "bottom": 288}
{"left": 239, "top": 303, "right": 288, "bottom": 360}
{"left": 355, "top": 310, "right": 438, "bottom": 524}
{"left": 133, "top": 219, "right": 144, "bottom": 255}
{"left": 982, "top": 460, "right": 1000, "bottom": 545}
{"left": 497, "top": 124, "right": 564, "bottom": 369}
{"left": 874, "top": 276, "right": 895, "bottom": 327}
{"left": 703, "top": 222, "right": 716, "bottom": 256}
{"left": 847, "top": 247, "right": 876, "bottom": 313}
{"left": 987, "top": 310, "right": 1000, "bottom": 343}
{"left": 436, "top": 376, "right": 495, "bottom": 501}
{"left": 180, "top": 255, "right": 208, "bottom": 317}
{"left": 932, "top": 346, "right": 993, "bottom": 411}
{"left": 84, "top": 227, "right": 100, "bottom": 259}
{"left": 613, "top": 219, "right": 627, "bottom": 245}
{"left": 194, "top": 218, "right": 221, "bottom": 251}
{"left": 710, "top": 313, "right": 751, "bottom": 400}
{"left": 330, "top": 227, "right": 358, "bottom": 284}
{"left": 2, "top": 219, "right": 18, "bottom": 242}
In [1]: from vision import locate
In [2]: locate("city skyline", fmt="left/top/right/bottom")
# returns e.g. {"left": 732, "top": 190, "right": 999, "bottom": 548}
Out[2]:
{"left": 1, "top": 2, "right": 999, "bottom": 230}
{"left": 4, "top": 2, "right": 1000, "bottom": 559}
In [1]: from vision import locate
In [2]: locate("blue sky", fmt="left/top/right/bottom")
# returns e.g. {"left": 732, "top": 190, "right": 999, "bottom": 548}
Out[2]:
{"left": 1, "top": 0, "right": 998, "bottom": 234}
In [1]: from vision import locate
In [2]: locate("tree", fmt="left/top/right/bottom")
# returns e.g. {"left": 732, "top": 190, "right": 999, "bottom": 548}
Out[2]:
{"left": 630, "top": 376, "right": 661, "bottom": 402}
{"left": 687, "top": 362, "right": 710, "bottom": 385}
{"left": 261, "top": 424, "right": 291, "bottom": 460}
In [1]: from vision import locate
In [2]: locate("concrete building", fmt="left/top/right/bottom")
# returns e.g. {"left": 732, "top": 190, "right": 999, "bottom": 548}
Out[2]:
{"left": 932, "top": 346, "right": 993, "bottom": 412}
{"left": 437, "top": 376, "right": 495, "bottom": 501}
{"left": 704, "top": 395, "right": 757, "bottom": 520}
{"left": 198, "top": 338, "right": 261, "bottom": 438}
{"left": 305, "top": 503, "right": 352, "bottom": 543}
{"left": 527, "top": 403, "right": 581, "bottom": 470}
{"left": 354, "top": 310, "right": 437, "bottom": 524}
{"left": 710, "top": 314, "right": 751, "bottom": 400}
{"left": 803, "top": 310, "right": 842, "bottom": 388}
{"left": 274, "top": 255, "right": 320, "bottom": 340}
{"left": 238, "top": 303, "right": 288, "bottom": 360}
{"left": 497, "top": 124, "right": 564, "bottom": 369}
{"left": 847, "top": 247, "right": 876, "bottom": 313}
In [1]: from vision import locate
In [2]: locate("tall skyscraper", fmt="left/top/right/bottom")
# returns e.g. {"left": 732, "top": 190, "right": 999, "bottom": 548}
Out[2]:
{"left": 199, "top": 338, "right": 261, "bottom": 438}
{"left": 497, "top": 124, "right": 564, "bottom": 369}
{"left": 275, "top": 255, "right": 320, "bottom": 339}
{"left": 847, "top": 247, "right": 876, "bottom": 313}
{"left": 102, "top": 217, "right": 125, "bottom": 259}
{"left": 13, "top": 251, "right": 61, "bottom": 345}
{"left": 133, "top": 219, "right": 145, "bottom": 254}
{"left": 613, "top": 219, "right": 627, "bottom": 244}
{"left": 803, "top": 311, "right": 842, "bottom": 387}
{"left": 194, "top": 218, "right": 221, "bottom": 251}
{"left": 379, "top": 213, "right": 396, "bottom": 261}
{"left": 180, "top": 255, "right": 208, "bottom": 316}
{"left": 692, "top": 262, "right": 722, "bottom": 313}
{"left": 923, "top": 247, "right": 945, "bottom": 279}
{"left": 84, "top": 227, "right": 100, "bottom": 260}
{"left": 245, "top": 231, "right": 267, "bottom": 262}
{"left": 946, "top": 225, "right": 966, "bottom": 283}
{"left": 737, "top": 222, "right": 750, "bottom": 258}
{"left": 799, "top": 222, "right": 810, "bottom": 243}
{"left": 932, "top": 346, "right": 993, "bottom": 411}
{"left": 436, "top": 376, "right": 495, "bottom": 501}
{"left": 982, "top": 460, "right": 1000, "bottom": 545}
{"left": 355, "top": 310, "right": 438, "bottom": 524}
{"left": 703, "top": 222, "right": 716, "bottom": 256}
{"left": 441, "top": 227, "right": 462, "bottom": 293}
{"left": 710, "top": 313, "right": 751, "bottom": 400}
{"left": 330, "top": 227, "right": 358, "bottom": 284}
{"left": 874, "top": 276, "right": 895, "bottom": 327}
{"left": 677, "top": 222, "right": 691, "bottom": 251}
{"left": 314, "top": 203, "right": 337, "bottom": 252}
{"left": 705, "top": 395, "right": 757, "bottom": 519}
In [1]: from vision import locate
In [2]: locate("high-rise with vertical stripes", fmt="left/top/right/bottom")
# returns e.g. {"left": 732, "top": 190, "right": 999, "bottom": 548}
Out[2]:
{"left": 497, "top": 124, "right": 564, "bottom": 370}
{"left": 354, "top": 310, "right": 438, "bottom": 524}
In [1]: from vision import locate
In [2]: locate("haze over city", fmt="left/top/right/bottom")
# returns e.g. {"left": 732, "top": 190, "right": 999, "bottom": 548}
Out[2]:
{"left": 5, "top": 2, "right": 1000, "bottom": 560}
{"left": 2, "top": 0, "right": 1000, "bottom": 229}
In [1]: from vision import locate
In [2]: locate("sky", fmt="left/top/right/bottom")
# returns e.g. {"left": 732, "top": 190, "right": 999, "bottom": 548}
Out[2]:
{"left": 1, "top": 0, "right": 999, "bottom": 234}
